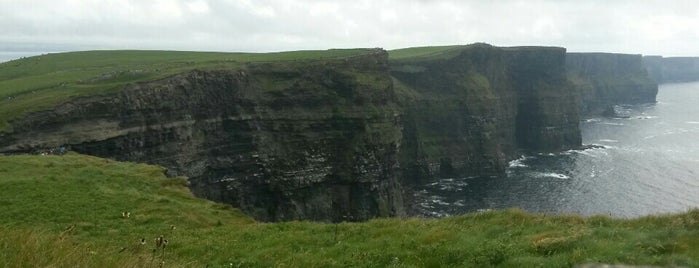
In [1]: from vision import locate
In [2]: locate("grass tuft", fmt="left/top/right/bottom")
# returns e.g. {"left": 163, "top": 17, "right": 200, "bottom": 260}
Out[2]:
{"left": 0, "top": 153, "right": 698, "bottom": 266}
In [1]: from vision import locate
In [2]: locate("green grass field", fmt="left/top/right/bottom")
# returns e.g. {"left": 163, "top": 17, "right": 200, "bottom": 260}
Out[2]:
{"left": 0, "top": 49, "right": 372, "bottom": 132}
{"left": 0, "top": 45, "right": 490, "bottom": 132}
{"left": 0, "top": 153, "right": 697, "bottom": 267}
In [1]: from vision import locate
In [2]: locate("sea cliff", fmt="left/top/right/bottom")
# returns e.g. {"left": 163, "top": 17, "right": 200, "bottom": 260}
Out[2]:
{"left": 1, "top": 50, "right": 405, "bottom": 222}
{"left": 567, "top": 53, "right": 658, "bottom": 115}
{"left": 0, "top": 45, "right": 661, "bottom": 221}
{"left": 643, "top": 56, "right": 699, "bottom": 83}
{"left": 391, "top": 44, "right": 580, "bottom": 181}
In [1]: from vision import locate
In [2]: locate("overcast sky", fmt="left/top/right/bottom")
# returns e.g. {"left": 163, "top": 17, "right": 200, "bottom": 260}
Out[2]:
{"left": 2, "top": 0, "right": 699, "bottom": 61}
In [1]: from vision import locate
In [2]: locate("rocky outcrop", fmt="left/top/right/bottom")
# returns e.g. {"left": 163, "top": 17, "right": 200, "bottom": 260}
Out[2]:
{"left": 643, "top": 56, "right": 699, "bottom": 83}
{"left": 392, "top": 44, "right": 581, "bottom": 180}
{"left": 567, "top": 53, "right": 658, "bottom": 115}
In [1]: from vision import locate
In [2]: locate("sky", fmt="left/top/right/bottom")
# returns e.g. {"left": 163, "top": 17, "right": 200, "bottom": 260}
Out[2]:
{"left": 2, "top": 0, "right": 699, "bottom": 62}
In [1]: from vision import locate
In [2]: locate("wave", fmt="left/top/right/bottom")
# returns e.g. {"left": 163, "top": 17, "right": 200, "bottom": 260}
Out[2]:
{"left": 425, "top": 177, "right": 470, "bottom": 191}
{"left": 536, "top": 144, "right": 610, "bottom": 158}
{"left": 687, "top": 121, "right": 699, "bottom": 124}
{"left": 566, "top": 144, "right": 610, "bottom": 153}
{"left": 635, "top": 116, "right": 658, "bottom": 120}
{"left": 583, "top": 118, "right": 602, "bottom": 123}
{"left": 508, "top": 155, "right": 529, "bottom": 168}
{"left": 599, "top": 122, "right": 625, "bottom": 126}
{"left": 533, "top": 172, "right": 570, "bottom": 179}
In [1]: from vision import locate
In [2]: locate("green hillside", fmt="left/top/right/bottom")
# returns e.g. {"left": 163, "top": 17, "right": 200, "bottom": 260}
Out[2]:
{"left": 0, "top": 45, "right": 510, "bottom": 132}
{"left": 0, "top": 153, "right": 697, "bottom": 267}
{"left": 0, "top": 49, "right": 372, "bottom": 131}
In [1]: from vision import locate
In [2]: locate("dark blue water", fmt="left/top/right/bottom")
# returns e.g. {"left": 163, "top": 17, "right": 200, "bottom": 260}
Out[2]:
{"left": 415, "top": 82, "right": 699, "bottom": 218}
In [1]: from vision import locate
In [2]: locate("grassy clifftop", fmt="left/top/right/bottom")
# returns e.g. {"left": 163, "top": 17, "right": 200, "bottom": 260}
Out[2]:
{"left": 388, "top": 45, "right": 464, "bottom": 61}
{"left": 1, "top": 153, "right": 698, "bottom": 267}
{"left": 0, "top": 49, "right": 373, "bottom": 131}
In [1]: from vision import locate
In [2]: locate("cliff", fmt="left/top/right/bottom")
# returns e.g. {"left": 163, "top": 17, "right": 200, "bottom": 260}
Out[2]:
{"left": 1, "top": 50, "right": 406, "bottom": 222}
{"left": 567, "top": 53, "right": 658, "bottom": 115}
{"left": 643, "top": 56, "right": 699, "bottom": 83}
{"left": 391, "top": 44, "right": 581, "bottom": 180}
{"left": 0, "top": 45, "right": 583, "bottom": 221}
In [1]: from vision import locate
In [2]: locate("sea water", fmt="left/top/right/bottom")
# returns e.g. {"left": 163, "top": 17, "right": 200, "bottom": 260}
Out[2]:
{"left": 0, "top": 51, "right": 47, "bottom": 63}
{"left": 415, "top": 82, "right": 699, "bottom": 218}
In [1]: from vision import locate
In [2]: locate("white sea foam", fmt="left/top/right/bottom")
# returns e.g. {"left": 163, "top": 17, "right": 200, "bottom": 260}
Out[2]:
{"left": 559, "top": 150, "right": 573, "bottom": 155}
{"left": 439, "top": 183, "right": 467, "bottom": 191}
{"left": 565, "top": 144, "right": 610, "bottom": 156}
{"left": 583, "top": 118, "right": 602, "bottom": 123}
{"left": 533, "top": 172, "right": 570, "bottom": 179}
{"left": 508, "top": 155, "right": 529, "bottom": 168}
{"left": 600, "top": 122, "right": 625, "bottom": 126}
{"left": 432, "top": 199, "right": 450, "bottom": 206}
{"left": 635, "top": 116, "right": 658, "bottom": 120}
{"left": 598, "top": 139, "right": 618, "bottom": 143}
{"left": 576, "top": 150, "right": 595, "bottom": 156}
{"left": 687, "top": 121, "right": 699, "bottom": 124}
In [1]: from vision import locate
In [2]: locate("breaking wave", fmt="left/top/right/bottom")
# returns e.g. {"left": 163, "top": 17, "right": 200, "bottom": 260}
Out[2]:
{"left": 532, "top": 172, "right": 570, "bottom": 179}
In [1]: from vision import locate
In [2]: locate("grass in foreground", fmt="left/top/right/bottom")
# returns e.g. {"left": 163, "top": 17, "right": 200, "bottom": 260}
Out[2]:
{"left": 0, "top": 153, "right": 698, "bottom": 267}
{"left": 0, "top": 49, "right": 372, "bottom": 132}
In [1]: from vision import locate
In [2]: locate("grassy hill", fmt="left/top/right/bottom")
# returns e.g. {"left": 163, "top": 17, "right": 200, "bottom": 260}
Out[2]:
{"left": 0, "top": 45, "right": 482, "bottom": 132}
{"left": 0, "top": 49, "right": 372, "bottom": 132}
{"left": 0, "top": 153, "right": 697, "bottom": 267}
{"left": 0, "top": 45, "right": 536, "bottom": 132}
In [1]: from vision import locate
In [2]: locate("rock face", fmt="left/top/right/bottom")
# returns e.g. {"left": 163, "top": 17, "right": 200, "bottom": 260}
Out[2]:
{"left": 2, "top": 50, "right": 405, "bottom": 222}
{"left": 643, "top": 56, "right": 699, "bottom": 83}
{"left": 0, "top": 45, "right": 590, "bottom": 221}
{"left": 567, "top": 53, "right": 658, "bottom": 116}
{"left": 391, "top": 44, "right": 581, "bottom": 180}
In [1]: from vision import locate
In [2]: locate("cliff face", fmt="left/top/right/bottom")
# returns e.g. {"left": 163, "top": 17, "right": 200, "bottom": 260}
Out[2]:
{"left": 1, "top": 50, "right": 406, "bottom": 222}
{"left": 0, "top": 45, "right": 585, "bottom": 221}
{"left": 567, "top": 53, "right": 658, "bottom": 115}
{"left": 643, "top": 56, "right": 699, "bottom": 83}
{"left": 642, "top": 56, "right": 664, "bottom": 83}
{"left": 392, "top": 45, "right": 581, "bottom": 180}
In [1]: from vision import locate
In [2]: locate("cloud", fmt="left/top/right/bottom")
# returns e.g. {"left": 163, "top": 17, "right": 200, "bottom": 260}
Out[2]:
{"left": 0, "top": 0, "right": 698, "bottom": 56}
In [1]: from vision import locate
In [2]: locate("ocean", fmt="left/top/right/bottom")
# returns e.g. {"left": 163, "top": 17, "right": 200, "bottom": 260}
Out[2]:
{"left": 415, "top": 81, "right": 699, "bottom": 218}
{"left": 0, "top": 51, "right": 47, "bottom": 63}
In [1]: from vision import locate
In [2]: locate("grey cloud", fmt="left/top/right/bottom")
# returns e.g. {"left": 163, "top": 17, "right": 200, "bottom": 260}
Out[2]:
{"left": 1, "top": 0, "right": 698, "bottom": 56}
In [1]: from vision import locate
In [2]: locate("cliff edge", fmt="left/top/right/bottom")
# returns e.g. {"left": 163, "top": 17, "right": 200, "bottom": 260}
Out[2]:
{"left": 0, "top": 45, "right": 661, "bottom": 222}
{"left": 567, "top": 53, "right": 658, "bottom": 115}
{"left": 391, "top": 44, "right": 580, "bottom": 181}
{"left": 643, "top": 55, "right": 699, "bottom": 83}
{"left": 1, "top": 50, "right": 405, "bottom": 222}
